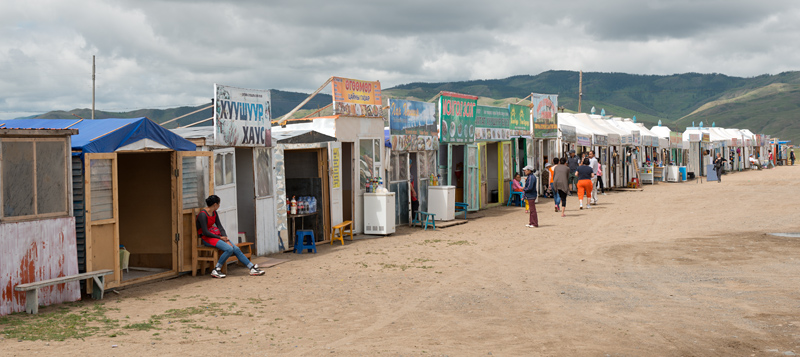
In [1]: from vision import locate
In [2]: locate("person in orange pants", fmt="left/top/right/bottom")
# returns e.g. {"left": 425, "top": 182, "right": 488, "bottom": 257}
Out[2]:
{"left": 575, "top": 158, "right": 595, "bottom": 209}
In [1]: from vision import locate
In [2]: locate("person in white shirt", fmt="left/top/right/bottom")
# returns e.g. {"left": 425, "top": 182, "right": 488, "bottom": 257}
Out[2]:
{"left": 588, "top": 151, "right": 599, "bottom": 205}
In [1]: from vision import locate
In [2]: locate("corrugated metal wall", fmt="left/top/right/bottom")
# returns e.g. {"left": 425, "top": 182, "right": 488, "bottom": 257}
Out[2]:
{"left": 72, "top": 155, "right": 86, "bottom": 273}
{"left": 0, "top": 217, "right": 80, "bottom": 316}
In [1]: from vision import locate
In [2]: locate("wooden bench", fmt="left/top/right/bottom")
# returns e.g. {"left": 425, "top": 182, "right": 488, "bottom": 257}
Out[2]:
{"left": 455, "top": 202, "right": 469, "bottom": 220}
{"left": 15, "top": 269, "right": 113, "bottom": 314}
{"left": 412, "top": 211, "right": 436, "bottom": 230}
{"left": 330, "top": 220, "right": 353, "bottom": 245}
{"left": 193, "top": 238, "right": 254, "bottom": 276}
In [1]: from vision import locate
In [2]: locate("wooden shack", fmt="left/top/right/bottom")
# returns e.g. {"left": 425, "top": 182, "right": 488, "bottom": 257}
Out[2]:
{"left": 0, "top": 126, "right": 79, "bottom": 315}
{"left": 1, "top": 118, "right": 209, "bottom": 291}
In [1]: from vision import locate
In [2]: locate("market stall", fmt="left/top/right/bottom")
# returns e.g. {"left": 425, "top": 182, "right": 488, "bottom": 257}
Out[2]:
{"left": 437, "top": 92, "right": 479, "bottom": 211}
{"left": 387, "top": 98, "right": 438, "bottom": 225}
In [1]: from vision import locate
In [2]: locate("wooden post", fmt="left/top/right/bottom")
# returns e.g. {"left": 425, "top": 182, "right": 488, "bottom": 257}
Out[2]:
{"left": 578, "top": 70, "right": 583, "bottom": 113}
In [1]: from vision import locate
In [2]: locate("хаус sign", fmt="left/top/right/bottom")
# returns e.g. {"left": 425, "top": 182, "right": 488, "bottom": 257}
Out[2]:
{"left": 214, "top": 84, "right": 271, "bottom": 146}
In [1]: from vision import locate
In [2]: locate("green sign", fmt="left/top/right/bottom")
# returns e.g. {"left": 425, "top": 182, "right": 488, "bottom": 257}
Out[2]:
{"left": 475, "top": 105, "right": 510, "bottom": 141}
{"left": 508, "top": 104, "right": 531, "bottom": 137}
{"left": 438, "top": 92, "right": 478, "bottom": 144}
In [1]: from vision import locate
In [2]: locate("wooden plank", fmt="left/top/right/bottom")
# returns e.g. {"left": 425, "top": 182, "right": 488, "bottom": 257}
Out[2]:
{"left": 15, "top": 270, "right": 113, "bottom": 290}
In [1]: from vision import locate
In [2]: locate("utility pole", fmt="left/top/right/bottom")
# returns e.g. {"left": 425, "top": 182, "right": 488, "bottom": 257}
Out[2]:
{"left": 578, "top": 70, "right": 583, "bottom": 113}
{"left": 92, "top": 55, "right": 96, "bottom": 119}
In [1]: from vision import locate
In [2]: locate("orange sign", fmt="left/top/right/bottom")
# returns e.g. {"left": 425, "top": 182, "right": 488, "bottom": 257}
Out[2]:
{"left": 332, "top": 77, "right": 382, "bottom": 117}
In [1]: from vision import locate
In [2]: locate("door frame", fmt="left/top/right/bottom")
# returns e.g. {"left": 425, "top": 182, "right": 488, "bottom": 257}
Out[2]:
{"left": 175, "top": 151, "right": 214, "bottom": 273}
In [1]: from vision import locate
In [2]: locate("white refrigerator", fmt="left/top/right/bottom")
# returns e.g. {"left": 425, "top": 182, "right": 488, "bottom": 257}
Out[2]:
{"left": 363, "top": 192, "right": 395, "bottom": 235}
{"left": 427, "top": 185, "right": 456, "bottom": 221}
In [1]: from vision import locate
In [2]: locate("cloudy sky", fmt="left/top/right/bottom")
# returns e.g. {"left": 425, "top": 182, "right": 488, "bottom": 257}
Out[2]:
{"left": 1, "top": 0, "right": 799, "bottom": 119}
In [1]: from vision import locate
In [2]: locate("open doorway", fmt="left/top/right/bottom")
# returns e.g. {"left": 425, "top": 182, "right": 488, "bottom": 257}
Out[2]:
{"left": 235, "top": 148, "right": 255, "bottom": 245}
{"left": 450, "top": 144, "right": 465, "bottom": 202}
{"left": 117, "top": 152, "right": 173, "bottom": 281}
{"left": 284, "top": 148, "right": 329, "bottom": 245}
{"left": 486, "top": 142, "right": 499, "bottom": 204}
{"left": 341, "top": 142, "right": 354, "bottom": 222}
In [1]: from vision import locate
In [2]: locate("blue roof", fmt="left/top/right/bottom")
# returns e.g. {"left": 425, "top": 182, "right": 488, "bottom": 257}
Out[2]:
{"left": 0, "top": 118, "right": 195, "bottom": 153}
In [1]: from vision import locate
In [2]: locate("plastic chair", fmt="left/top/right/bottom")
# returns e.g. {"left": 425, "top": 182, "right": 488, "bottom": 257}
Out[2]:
{"left": 506, "top": 181, "right": 525, "bottom": 207}
{"left": 294, "top": 230, "right": 317, "bottom": 254}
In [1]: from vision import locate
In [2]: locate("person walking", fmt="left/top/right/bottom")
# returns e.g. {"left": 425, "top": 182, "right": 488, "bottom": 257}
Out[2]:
{"left": 576, "top": 158, "right": 595, "bottom": 209}
{"left": 791, "top": 150, "right": 796, "bottom": 166}
{"left": 548, "top": 158, "right": 561, "bottom": 211}
{"left": 522, "top": 166, "right": 538, "bottom": 228}
{"left": 768, "top": 150, "right": 775, "bottom": 169}
{"left": 567, "top": 150, "right": 579, "bottom": 194}
{"left": 596, "top": 161, "right": 605, "bottom": 195}
{"left": 588, "top": 151, "right": 599, "bottom": 204}
{"left": 713, "top": 153, "right": 727, "bottom": 183}
{"left": 552, "top": 157, "right": 570, "bottom": 217}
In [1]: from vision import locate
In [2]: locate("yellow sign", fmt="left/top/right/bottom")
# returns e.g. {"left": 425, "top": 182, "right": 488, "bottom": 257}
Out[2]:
{"left": 332, "top": 77, "right": 382, "bottom": 117}
{"left": 332, "top": 148, "right": 340, "bottom": 189}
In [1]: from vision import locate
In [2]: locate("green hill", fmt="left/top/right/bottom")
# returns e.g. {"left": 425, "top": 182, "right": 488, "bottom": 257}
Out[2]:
{"left": 384, "top": 70, "right": 800, "bottom": 144}
{"left": 24, "top": 71, "right": 800, "bottom": 144}
{"left": 31, "top": 89, "right": 333, "bottom": 128}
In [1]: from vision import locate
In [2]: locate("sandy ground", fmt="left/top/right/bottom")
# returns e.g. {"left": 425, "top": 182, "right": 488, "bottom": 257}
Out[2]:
{"left": 3, "top": 165, "right": 800, "bottom": 356}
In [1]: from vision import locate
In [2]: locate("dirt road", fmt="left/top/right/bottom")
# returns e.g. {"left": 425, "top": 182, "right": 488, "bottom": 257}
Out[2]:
{"left": 3, "top": 165, "right": 800, "bottom": 356}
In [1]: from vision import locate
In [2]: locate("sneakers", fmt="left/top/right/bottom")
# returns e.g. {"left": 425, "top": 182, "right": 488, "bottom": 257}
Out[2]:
{"left": 250, "top": 267, "right": 265, "bottom": 276}
{"left": 525, "top": 224, "right": 535, "bottom": 228}
{"left": 579, "top": 205, "right": 583, "bottom": 210}
{"left": 211, "top": 268, "right": 226, "bottom": 279}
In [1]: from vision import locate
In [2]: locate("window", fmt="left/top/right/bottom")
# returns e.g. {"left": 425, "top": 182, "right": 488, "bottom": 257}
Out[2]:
{"left": 254, "top": 148, "right": 272, "bottom": 197}
{"left": 214, "top": 152, "right": 235, "bottom": 186}
{"left": 182, "top": 156, "right": 210, "bottom": 209}
{"left": 359, "top": 138, "right": 382, "bottom": 190}
{"left": 1, "top": 138, "right": 69, "bottom": 220}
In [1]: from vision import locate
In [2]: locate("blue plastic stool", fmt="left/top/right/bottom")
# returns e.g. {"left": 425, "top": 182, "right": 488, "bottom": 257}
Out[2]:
{"left": 294, "top": 230, "right": 317, "bottom": 254}
{"left": 506, "top": 181, "right": 525, "bottom": 207}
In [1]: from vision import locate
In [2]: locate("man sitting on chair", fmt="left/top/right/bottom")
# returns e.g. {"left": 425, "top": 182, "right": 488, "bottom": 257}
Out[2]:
{"left": 197, "top": 195, "right": 264, "bottom": 278}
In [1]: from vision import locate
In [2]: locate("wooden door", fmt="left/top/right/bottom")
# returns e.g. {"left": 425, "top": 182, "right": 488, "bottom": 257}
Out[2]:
{"left": 84, "top": 153, "right": 120, "bottom": 290}
{"left": 465, "top": 144, "right": 480, "bottom": 211}
{"left": 479, "top": 143, "right": 488, "bottom": 207}
{"left": 175, "top": 151, "right": 213, "bottom": 273}
{"left": 501, "top": 142, "right": 512, "bottom": 203}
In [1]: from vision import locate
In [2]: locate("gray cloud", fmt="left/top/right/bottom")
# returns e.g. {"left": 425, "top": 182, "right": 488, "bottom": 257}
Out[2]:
{"left": 1, "top": 0, "right": 799, "bottom": 118}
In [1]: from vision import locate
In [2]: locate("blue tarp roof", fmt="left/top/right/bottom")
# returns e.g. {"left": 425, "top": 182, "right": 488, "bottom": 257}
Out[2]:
{"left": 0, "top": 118, "right": 195, "bottom": 153}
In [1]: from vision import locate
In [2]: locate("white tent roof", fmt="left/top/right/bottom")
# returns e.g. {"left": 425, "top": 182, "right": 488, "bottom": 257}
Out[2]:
{"left": 557, "top": 113, "right": 594, "bottom": 146}
{"left": 590, "top": 115, "right": 630, "bottom": 145}
{"left": 649, "top": 125, "right": 671, "bottom": 139}
{"left": 606, "top": 118, "right": 643, "bottom": 146}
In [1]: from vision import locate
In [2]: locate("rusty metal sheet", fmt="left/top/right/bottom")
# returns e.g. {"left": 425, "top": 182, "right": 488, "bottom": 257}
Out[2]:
{"left": 1, "top": 217, "right": 80, "bottom": 316}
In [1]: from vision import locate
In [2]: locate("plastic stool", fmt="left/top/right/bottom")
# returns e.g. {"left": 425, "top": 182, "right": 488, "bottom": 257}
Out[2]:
{"left": 294, "top": 230, "right": 317, "bottom": 254}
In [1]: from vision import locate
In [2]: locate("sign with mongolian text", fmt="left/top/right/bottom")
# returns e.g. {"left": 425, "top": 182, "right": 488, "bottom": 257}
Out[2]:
{"left": 508, "top": 104, "right": 531, "bottom": 137}
{"left": 332, "top": 77, "right": 382, "bottom": 117}
{"left": 389, "top": 99, "right": 438, "bottom": 151}
{"left": 560, "top": 125, "right": 576, "bottom": 142}
{"left": 438, "top": 92, "right": 478, "bottom": 144}
{"left": 332, "top": 148, "right": 340, "bottom": 189}
{"left": 531, "top": 93, "right": 558, "bottom": 138}
{"left": 214, "top": 84, "right": 271, "bottom": 147}
{"left": 474, "top": 105, "right": 510, "bottom": 141}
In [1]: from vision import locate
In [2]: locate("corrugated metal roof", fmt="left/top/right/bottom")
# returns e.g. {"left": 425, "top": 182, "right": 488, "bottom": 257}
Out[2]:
{"left": 1, "top": 118, "right": 195, "bottom": 153}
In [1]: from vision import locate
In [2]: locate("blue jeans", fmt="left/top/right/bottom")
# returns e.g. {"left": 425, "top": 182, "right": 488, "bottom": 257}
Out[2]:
{"left": 202, "top": 239, "right": 254, "bottom": 269}
{"left": 551, "top": 183, "right": 561, "bottom": 207}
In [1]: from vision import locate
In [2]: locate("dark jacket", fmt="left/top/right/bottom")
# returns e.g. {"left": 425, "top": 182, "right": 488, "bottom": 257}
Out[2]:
{"left": 523, "top": 173, "right": 537, "bottom": 199}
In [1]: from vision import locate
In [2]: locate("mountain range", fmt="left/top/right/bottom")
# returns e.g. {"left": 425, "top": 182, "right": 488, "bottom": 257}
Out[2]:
{"left": 26, "top": 70, "right": 800, "bottom": 145}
